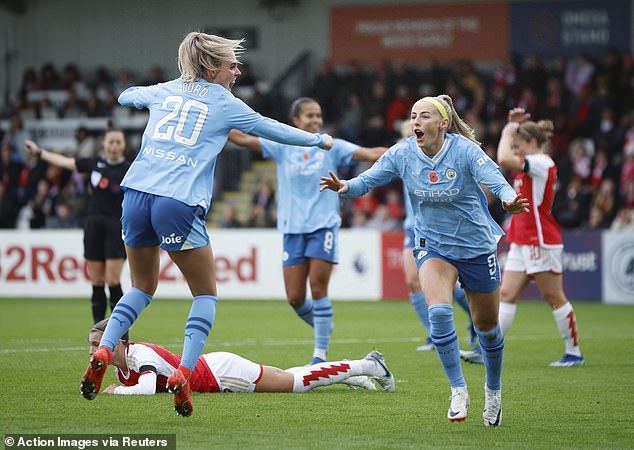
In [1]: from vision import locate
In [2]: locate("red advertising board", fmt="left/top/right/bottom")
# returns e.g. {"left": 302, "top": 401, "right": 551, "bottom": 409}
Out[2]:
{"left": 330, "top": 2, "right": 509, "bottom": 64}
{"left": 381, "top": 231, "right": 409, "bottom": 299}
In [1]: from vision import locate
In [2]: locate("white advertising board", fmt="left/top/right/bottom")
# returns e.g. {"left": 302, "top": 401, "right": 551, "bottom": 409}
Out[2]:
{"left": 602, "top": 231, "right": 634, "bottom": 304}
{"left": 0, "top": 229, "right": 381, "bottom": 300}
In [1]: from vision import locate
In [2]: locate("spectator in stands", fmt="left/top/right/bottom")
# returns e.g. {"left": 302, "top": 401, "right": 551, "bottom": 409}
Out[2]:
{"left": 610, "top": 207, "right": 634, "bottom": 231}
{"left": 220, "top": 203, "right": 242, "bottom": 228}
{"left": 38, "top": 97, "right": 58, "bottom": 120}
{"left": 621, "top": 178, "right": 634, "bottom": 210}
{"left": 38, "top": 63, "right": 61, "bottom": 90}
{"left": 112, "top": 68, "right": 135, "bottom": 96}
{"left": 589, "top": 149, "right": 614, "bottom": 191}
{"left": 621, "top": 144, "right": 634, "bottom": 195}
{"left": 61, "top": 90, "right": 84, "bottom": 119}
{"left": 385, "top": 85, "right": 414, "bottom": 133}
{"left": 383, "top": 186, "right": 404, "bottom": 223}
{"left": 2, "top": 115, "right": 30, "bottom": 163}
{"left": 25, "top": 129, "right": 131, "bottom": 324}
{"left": 590, "top": 179, "right": 618, "bottom": 225}
{"left": 20, "top": 67, "right": 38, "bottom": 92}
{"left": 60, "top": 63, "right": 82, "bottom": 90}
{"left": 339, "top": 93, "right": 363, "bottom": 143}
{"left": 46, "top": 201, "right": 78, "bottom": 229}
{"left": 350, "top": 209, "right": 370, "bottom": 229}
{"left": 247, "top": 180, "right": 275, "bottom": 227}
{"left": 0, "top": 183, "right": 17, "bottom": 228}
{"left": 85, "top": 91, "right": 106, "bottom": 117}
{"left": 24, "top": 178, "right": 54, "bottom": 229}
{"left": 584, "top": 205, "right": 610, "bottom": 230}
{"left": 366, "top": 204, "right": 400, "bottom": 231}
{"left": 73, "top": 127, "right": 99, "bottom": 159}
{"left": 309, "top": 60, "right": 341, "bottom": 122}
{"left": 497, "top": 108, "right": 583, "bottom": 368}
{"left": 568, "top": 138, "right": 593, "bottom": 182}
{"left": 229, "top": 96, "right": 385, "bottom": 366}
{"left": 0, "top": 143, "right": 23, "bottom": 197}
{"left": 142, "top": 65, "right": 166, "bottom": 86}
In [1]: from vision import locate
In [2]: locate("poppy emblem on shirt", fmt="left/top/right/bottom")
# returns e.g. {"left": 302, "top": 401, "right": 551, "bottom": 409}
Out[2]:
{"left": 99, "top": 177, "right": 109, "bottom": 189}
{"left": 446, "top": 169, "right": 457, "bottom": 180}
{"left": 303, "top": 153, "right": 310, "bottom": 161}
{"left": 429, "top": 171, "right": 439, "bottom": 183}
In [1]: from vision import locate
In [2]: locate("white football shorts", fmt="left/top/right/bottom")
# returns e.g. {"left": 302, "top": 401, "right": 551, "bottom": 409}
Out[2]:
{"left": 504, "top": 243, "right": 563, "bottom": 275}
{"left": 202, "top": 352, "right": 263, "bottom": 393}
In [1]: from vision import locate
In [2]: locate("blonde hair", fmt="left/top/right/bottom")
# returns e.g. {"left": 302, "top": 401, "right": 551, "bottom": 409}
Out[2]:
{"left": 516, "top": 120, "right": 554, "bottom": 150}
{"left": 177, "top": 32, "right": 245, "bottom": 82}
{"left": 426, "top": 94, "right": 480, "bottom": 145}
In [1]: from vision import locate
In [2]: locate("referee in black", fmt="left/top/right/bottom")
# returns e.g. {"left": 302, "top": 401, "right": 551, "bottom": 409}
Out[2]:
{"left": 25, "top": 129, "right": 131, "bottom": 323}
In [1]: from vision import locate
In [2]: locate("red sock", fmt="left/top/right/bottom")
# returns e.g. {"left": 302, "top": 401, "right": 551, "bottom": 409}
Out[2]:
{"left": 96, "top": 346, "right": 112, "bottom": 361}
{"left": 178, "top": 365, "right": 191, "bottom": 380}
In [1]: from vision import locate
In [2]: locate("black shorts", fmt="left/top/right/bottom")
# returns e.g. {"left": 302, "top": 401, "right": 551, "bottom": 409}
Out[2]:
{"left": 83, "top": 215, "right": 127, "bottom": 261}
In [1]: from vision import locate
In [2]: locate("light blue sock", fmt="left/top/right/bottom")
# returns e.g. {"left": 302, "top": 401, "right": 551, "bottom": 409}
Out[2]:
{"left": 181, "top": 295, "right": 217, "bottom": 371}
{"left": 429, "top": 304, "right": 465, "bottom": 388}
{"left": 477, "top": 324, "right": 504, "bottom": 390}
{"left": 293, "top": 299, "right": 314, "bottom": 327}
{"left": 313, "top": 296, "right": 333, "bottom": 352}
{"left": 409, "top": 291, "right": 431, "bottom": 338}
{"left": 453, "top": 287, "right": 478, "bottom": 347}
{"left": 100, "top": 288, "right": 152, "bottom": 350}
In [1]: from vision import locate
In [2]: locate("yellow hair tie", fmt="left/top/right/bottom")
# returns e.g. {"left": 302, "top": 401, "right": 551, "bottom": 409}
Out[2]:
{"left": 422, "top": 97, "right": 448, "bottom": 120}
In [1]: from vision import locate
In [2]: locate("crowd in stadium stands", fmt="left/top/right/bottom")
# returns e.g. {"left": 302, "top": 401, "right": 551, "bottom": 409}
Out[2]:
{"left": 1, "top": 49, "right": 633, "bottom": 232}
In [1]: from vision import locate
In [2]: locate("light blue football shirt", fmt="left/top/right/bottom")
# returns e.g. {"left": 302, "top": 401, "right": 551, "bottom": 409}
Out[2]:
{"left": 344, "top": 134, "right": 516, "bottom": 259}
{"left": 261, "top": 138, "right": 357, "bottom": 234}
{"left": 403, "top": 183, "right": 415, "bottom": 232}
{"left": 119, "top": 79, "right": 325, "bottom": 211}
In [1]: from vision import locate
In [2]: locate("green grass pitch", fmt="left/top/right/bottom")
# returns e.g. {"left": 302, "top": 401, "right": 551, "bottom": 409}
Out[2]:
{"left": 1, "top": 297, "right": 633, "bottom": 449}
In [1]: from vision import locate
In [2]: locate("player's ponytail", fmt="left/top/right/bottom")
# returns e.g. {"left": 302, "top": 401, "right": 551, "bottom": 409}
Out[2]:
{"left": 436, "top": 95, "right": 480, "bottom": 145}
{"left": 517, "top": 120, "right": 554, "bottom": 150}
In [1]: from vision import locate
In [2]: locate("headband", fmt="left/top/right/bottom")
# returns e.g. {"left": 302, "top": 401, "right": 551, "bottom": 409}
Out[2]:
{"left": 422, "top": 97, "right": 448, "bottom": 120}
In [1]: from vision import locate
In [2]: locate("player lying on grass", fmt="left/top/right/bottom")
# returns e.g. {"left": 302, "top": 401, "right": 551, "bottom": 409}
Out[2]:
{"left": 87, "top": 320, "right": 394, "bottom": 397}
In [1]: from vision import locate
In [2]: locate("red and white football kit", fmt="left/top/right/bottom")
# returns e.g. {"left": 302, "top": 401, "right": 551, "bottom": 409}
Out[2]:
{"left": 505, "top": 153, "right": 563, "bottom": 274}
{"left": 113, "top": 342, "right": 263, "bottom": 395}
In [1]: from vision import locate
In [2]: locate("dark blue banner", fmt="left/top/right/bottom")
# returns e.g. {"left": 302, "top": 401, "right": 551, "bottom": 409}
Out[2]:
{"left": 510, "top": 0, "right": 630, "bottom": 57}
{"left": 498, "top": 231, "right": 602, "bottom": 301}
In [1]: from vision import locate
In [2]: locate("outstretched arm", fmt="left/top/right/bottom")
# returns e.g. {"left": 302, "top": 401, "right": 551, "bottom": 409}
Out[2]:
{"left": 250, "top": 118, "right": 333, "bottom": 150}
{"left": 24, "top": 140, "right": 77, "bottom": 172}
{"left": 352, "top": 146, "right": 388, "bottom": 162}
{"left": 321, "top": 149, "right": 398, "bottom": 198}
{"left": 497, "top": 108, "right": 530, "bottom": 171}
{"left": 228, "top": 129, "right": 263, "bottom": 153}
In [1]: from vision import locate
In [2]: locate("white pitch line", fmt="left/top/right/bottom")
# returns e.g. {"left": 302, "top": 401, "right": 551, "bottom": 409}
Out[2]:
{"left": 0, "top": 336, "right": 423, "bottom": 354}
{"left": 0, "top": 332, "right": 597, "bottom": 354}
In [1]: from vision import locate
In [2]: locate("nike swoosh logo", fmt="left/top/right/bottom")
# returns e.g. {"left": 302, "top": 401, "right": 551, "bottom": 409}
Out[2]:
{"left": 449, "top": 410, "right": 461, "bottom": 417}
